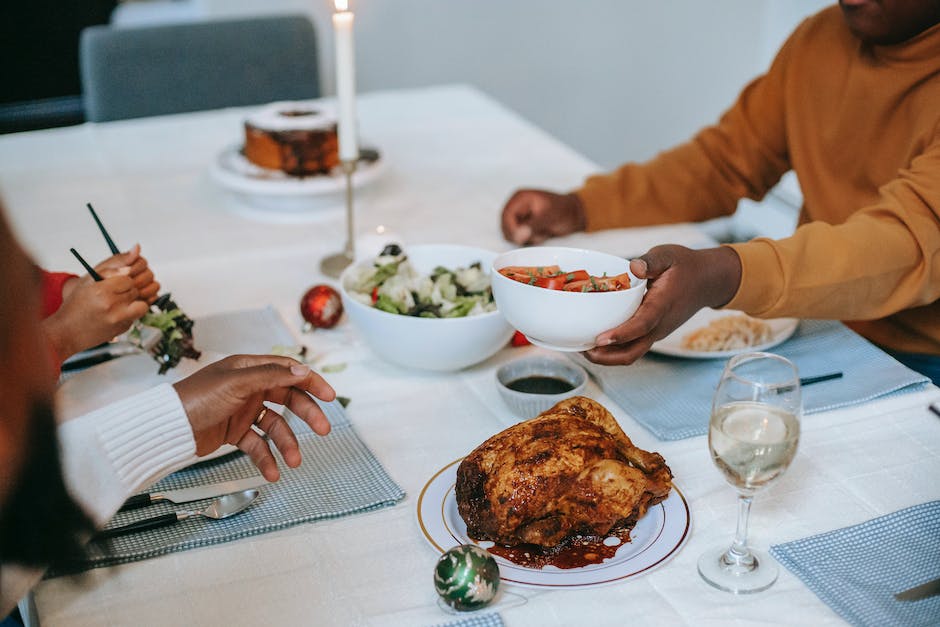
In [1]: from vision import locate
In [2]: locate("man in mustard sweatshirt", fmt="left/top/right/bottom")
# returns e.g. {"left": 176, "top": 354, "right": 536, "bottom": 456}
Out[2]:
{"left": 501, "top": 0, "right": 940, "bottom": 384}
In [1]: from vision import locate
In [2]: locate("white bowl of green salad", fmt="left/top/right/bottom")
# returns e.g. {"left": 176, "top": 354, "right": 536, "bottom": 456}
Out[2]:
{"left": 340, "top": 244, "right": 514, "bottom": 371}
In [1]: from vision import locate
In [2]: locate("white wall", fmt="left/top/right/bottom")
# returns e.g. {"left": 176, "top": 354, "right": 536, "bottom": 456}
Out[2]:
{"left": 152, "top": 0, "right": 831, "bottom": 170}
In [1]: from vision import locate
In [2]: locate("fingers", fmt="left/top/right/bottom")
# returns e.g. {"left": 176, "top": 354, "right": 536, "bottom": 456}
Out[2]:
{"left": 583, "top": 337, "right": 654, "bottom": 366}
{"left": 224, "top": 356, "right": 337, "bottom": 403}
{"left": 95, "top": 244, "right": 141, "bottom": 273}
{"left": 138, "top": 279, "right": 160, "bottom": 303}
{"left": 501, "top": 190, "right": 534, "bottom": 245}
{"left": 177, "top": 357, "right": 339, "bottom": 478}
{"left": 124, "top": 255, "right": 148, "bottom": 279}
{"left": 120, "top": 299, "right": 150, "bottom": 324}
{"left": 594, "top": 296, "right": 664, "bottom": 349}
{"left": 236, "top": 429, "right": 280, "bottom": 481}
{"left": 280, "top": 386, "right": 332, "bottom": 436}
{"left": 256, "top": 406, "right": 302, "bottom": 467}
{"left": 631, "top": 246, "right": 676, "bottom": 280}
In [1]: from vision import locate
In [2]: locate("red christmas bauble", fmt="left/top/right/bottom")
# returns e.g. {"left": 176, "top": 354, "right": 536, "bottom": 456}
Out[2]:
{"left": 300, "top": 284, "right": 343, "bottom": 330}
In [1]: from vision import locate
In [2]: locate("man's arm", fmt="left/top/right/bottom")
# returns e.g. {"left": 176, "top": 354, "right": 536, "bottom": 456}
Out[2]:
{"left": 726, "top": 132, "right": 940, "bottom": 321}
{"left": 577, "top": 28, "right": 797, "bottom": 231}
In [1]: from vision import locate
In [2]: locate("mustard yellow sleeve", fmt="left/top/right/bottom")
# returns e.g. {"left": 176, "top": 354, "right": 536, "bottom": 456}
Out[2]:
{"left": 726, "top": 132, "right": 940, "bottom": 320}
{"left": 576, "top": 29, "right": 796, "bottom": 231}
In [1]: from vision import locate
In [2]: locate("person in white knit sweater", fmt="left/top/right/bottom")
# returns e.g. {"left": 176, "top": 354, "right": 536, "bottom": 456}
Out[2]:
{"left": 0, "top": 207, "right": 337, "bottom": 616}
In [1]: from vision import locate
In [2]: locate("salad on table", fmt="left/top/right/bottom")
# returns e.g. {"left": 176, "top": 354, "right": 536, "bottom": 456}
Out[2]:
{"left": 345, "top": 245, "right": 497, "bottom": 318}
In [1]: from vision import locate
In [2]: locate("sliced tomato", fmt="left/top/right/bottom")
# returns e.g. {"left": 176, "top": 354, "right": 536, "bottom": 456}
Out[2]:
{"left": 563, "top": 270, "right": 590, "bottom": 283}
{"left": 371, "top": 286, "right": 379, "bottom": 303}
{"left": 510, "top": 330, "right": 531, "bottom": 347}
{"left": 499, "top": 269, "right": 538, "bottom": 284}
{"left": 562, "top": 279, "right": 592, "bottom": 292}
{"left": 534, "top": 275, "right": 567, "bottom": 290}
{"left": 498, "top": 265, "right": 561, "bottom": 278}
{"left": 563, "top": 274, "right": 633, "bottom": 292}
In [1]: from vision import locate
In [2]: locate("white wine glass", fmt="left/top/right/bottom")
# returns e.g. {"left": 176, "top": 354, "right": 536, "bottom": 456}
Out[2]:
{"left": 697, "top": 352, "right": 802, "bottom": 594}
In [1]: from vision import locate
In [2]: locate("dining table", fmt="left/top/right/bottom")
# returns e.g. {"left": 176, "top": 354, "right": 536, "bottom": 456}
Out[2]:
{"left": 1, "top": 84, "right": 938, "bottom": 627}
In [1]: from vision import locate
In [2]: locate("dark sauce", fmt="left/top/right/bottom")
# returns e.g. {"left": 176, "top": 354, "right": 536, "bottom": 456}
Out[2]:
{"left": 505, "top": 376, "right": 575, "bottom": 395}
{"left": 477, "top": 526, "right": 634, "bottom": 570}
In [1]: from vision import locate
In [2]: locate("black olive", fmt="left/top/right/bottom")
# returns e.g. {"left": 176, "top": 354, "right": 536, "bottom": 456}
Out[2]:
{"left": 380, "top": 243, "right": 403, "bottom": 256}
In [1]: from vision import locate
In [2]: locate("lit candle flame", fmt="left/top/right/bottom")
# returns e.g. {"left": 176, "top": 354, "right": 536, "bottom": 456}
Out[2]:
{"left": 335, "top": 0, "right": 348, "bottom": 11}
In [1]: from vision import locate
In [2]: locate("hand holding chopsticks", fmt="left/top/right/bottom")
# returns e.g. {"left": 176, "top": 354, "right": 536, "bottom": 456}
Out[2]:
{"left": 76, "top": 202, "right": 200, "bottom": 374}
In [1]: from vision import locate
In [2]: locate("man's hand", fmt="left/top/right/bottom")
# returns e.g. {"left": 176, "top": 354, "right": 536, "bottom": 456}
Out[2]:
{"left": 172, "top": 355, "right": 336, "bottom": 482}
{"left": 42, "top": 270, "right": 150, "bottom": 360}
{"left": 583, "top": 245, "right": 743, "bottom": 366}
{"left": 501, "top": 189, "right": 587, "bottom": 245}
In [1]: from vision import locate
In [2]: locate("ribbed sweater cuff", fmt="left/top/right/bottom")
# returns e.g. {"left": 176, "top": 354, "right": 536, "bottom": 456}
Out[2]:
{"left": 95, "top": 383, "right": 196, "bottom": 489}
{"left": 59, "top": 383, "right": 197, "bottom": 526}
{"left": 724, "top": 240, "right": 786, "bottom": 315}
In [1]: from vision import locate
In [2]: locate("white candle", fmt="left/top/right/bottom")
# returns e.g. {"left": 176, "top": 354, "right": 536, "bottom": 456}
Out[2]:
{"left": 333, "top": 0, "right": 359, "bottom": 162}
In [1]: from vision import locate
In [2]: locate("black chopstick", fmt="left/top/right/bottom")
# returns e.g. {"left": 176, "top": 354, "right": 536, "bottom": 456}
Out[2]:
{"left": 929, "top": 403, "right": 940, "bottom": 419}
{"left": 799, "top": 372, "right": 843, "bottom": 387}
{"left": 86, "top": 203, "right": 120, "bottom": 255}
{"left": 61, "top": 351, "right": 118, "bottom": 372}
{"left": 70, "top": 248, "right": 103, "bottom": 282}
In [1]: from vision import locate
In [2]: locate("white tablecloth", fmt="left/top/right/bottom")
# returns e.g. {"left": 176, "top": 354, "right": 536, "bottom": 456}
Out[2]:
{"left": 1, "top": 85, "right": 938, "bottom": 627}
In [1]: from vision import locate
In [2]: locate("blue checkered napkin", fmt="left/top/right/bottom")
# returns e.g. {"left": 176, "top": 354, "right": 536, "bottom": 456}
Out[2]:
{"left": 430, "top": 613, "right": 504, "bottom": 627}
{"left": 50, "top": 400, "right": 405, "bottom": 575}
{"left": 572, "top": 320, "right": 930, "bottom": 441}
{"left": 771, "top": 501, "right": 940, "bottom": 627}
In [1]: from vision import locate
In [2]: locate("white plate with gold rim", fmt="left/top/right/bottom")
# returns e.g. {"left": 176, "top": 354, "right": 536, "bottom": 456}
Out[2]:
{"left": 416, "top": 459, "right": 690, "bottom": 589}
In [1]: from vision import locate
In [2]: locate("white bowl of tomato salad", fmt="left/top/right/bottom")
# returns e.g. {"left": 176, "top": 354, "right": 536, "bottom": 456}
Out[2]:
{"left": 491, "top": 246, "right": 647, "bottom": 351}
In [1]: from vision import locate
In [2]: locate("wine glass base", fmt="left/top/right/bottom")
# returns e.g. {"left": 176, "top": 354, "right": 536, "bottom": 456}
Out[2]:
{"left": 697, "top": 546, "right": 778, "bottom": 594}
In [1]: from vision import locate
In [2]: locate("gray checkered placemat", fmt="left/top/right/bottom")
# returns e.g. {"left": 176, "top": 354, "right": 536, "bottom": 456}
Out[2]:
{"left": 430, "top": 613, "right": 504, "bottom": 627}
{"left": 572, "top": 320, "right": 930, "bottom": 441}
{"left": 771, "top": 501, "right": 940, "bottom": 627}
{"left": 50, "top": 400, "right": 405, "bottom": 575}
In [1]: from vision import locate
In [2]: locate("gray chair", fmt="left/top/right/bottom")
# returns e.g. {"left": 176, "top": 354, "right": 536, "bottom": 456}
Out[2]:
{"left": 79, "top": 14, "right": 320, "bottom": 122}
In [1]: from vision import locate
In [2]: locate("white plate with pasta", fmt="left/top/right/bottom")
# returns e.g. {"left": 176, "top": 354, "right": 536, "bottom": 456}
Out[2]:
{"left": 650, "top": 309, "right": 799, "bottom": 359}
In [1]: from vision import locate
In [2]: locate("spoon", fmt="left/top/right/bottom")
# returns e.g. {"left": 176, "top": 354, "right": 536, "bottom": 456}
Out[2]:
{"left": 95, "top": 489, "right": 260, "bottom": 540}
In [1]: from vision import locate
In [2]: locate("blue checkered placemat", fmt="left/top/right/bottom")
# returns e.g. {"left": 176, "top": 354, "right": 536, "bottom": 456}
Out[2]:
{"left": 572, "top": 320, "right": 930, "bottom": 440}
{"left": 771, "top": 501, "right": 940, "bottom": 626}
{"left": 430, "top": 613, "right": 504, "bottom": 627}
{"left": 50, "top": 400, "right": 405, "bottom": 575}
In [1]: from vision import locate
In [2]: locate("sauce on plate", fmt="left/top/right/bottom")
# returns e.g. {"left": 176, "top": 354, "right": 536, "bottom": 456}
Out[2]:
{"left": 476, "top": 526, "right": 633, "bottom": 570}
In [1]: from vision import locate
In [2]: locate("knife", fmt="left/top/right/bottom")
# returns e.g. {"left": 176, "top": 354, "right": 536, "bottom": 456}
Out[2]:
{"left": 118, "top": 475, "right": 268, "bottom": 511}
{"left": 895, "top": 577, "right": 940, "bottom": 602}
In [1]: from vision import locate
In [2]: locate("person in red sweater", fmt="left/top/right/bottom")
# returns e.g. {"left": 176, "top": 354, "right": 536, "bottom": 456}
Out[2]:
{"left": 40, "top": 243, "right": 160, "bottom": 364}
{"left": 501, "top": 0, "right": 940, "bottom": 384}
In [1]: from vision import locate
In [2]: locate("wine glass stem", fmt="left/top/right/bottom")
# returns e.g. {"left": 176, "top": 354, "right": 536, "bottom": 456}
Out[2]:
{"left": 725, "top": 494, "right": 755, "bottom": 567}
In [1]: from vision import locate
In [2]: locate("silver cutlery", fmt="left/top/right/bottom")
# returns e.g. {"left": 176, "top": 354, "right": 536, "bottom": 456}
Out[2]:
{"left": 97, "top": 489, "right": 260, "bottom": 539}
{"left": 118, "top": 475, "right": 267, "bottom": 511}
{"left": 895, "top": 576, "right": 940, "bottom": 602}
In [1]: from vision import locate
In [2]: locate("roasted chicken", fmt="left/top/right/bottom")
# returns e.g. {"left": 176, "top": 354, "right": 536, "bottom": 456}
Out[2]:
{"left": 456, "top": 396, "right": 672, "bottom": 548}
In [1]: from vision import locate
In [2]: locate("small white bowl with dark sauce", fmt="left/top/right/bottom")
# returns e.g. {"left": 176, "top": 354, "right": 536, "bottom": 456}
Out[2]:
{"left": 495, "top": 355, "right": 588, "bottom": 419}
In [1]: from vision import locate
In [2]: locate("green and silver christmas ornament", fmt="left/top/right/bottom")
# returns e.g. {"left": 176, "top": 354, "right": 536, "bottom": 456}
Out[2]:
{"left": 434, "top": 545, "right": 501, "bottom": 611}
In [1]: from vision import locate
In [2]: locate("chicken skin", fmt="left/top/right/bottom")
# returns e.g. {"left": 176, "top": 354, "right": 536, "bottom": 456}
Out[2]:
{"left": 456, "top": 397, "right": 672, "bottom": 548}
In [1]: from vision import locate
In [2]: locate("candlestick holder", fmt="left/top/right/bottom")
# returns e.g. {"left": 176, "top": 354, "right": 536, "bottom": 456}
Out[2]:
{"left": 320, "top": 159, "right": 357, "bottom": 278}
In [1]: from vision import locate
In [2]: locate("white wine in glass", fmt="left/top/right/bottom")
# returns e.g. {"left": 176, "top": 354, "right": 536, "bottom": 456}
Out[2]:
{"left": 698, "top": 352, "right": 802, "bottom": 594}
